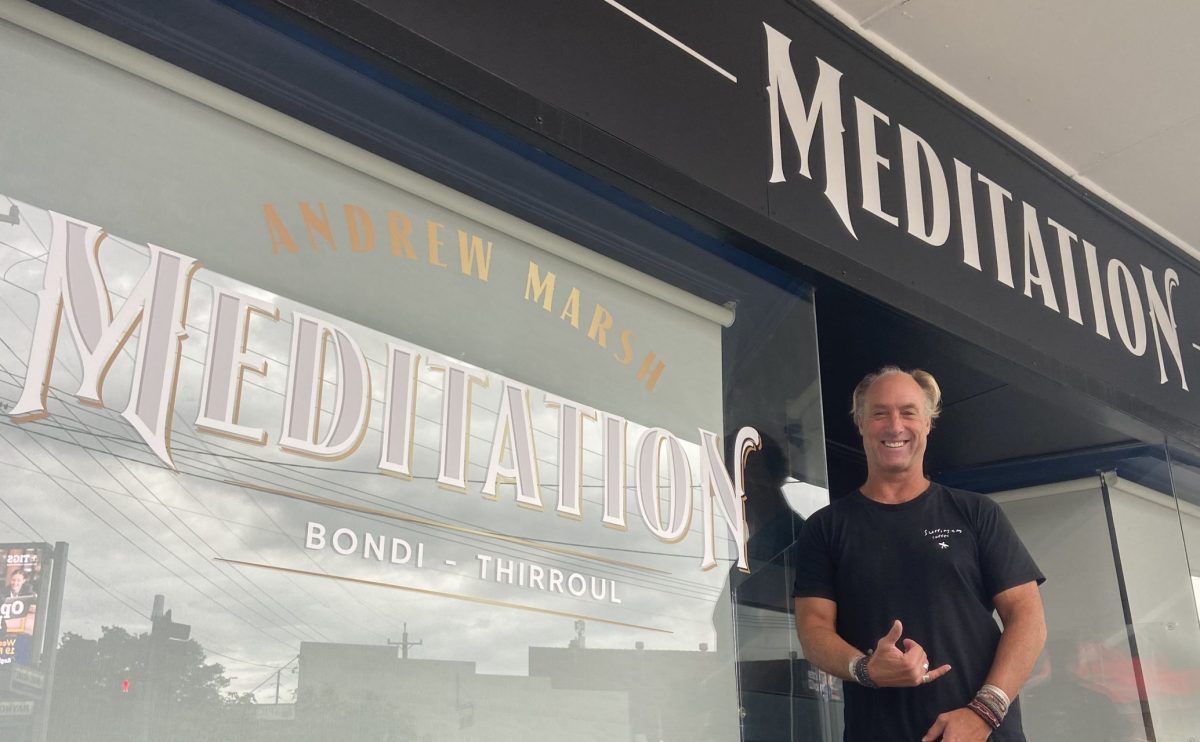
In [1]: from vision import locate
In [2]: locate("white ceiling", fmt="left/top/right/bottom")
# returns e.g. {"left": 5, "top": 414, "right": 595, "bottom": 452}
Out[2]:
{"left": 816, "top": 0, "right": 1200, "bottom": 264}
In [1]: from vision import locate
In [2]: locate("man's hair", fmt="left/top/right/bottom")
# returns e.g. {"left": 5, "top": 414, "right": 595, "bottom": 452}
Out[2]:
{"left": 850, "top": 365, "right": 942, "bottom": 428}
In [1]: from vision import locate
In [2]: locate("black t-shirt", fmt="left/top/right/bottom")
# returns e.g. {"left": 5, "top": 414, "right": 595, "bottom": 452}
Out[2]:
{"left": 793, "top": 483, "right": 1045, "bottom": 742}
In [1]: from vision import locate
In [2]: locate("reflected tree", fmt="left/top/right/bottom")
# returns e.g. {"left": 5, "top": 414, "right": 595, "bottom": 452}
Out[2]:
{"left": 46, "top": 627, "right": 250, "bottom": 742}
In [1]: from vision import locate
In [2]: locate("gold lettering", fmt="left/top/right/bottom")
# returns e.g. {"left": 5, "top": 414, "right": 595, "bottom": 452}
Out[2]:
{"left": 524, "top": 261, "right": 556, "bottom": 310}
{"left": 560, "top": 288, "right": 581, "bottom": 328}
{"left": 614, "top": 329, "right": 635, "bottom": 364}
{"left": 636, "top": 352, "right": 666, "bottom": 392}
{"left": 263, "top": 204, "right": 299, "bottom": 254}
{"left": 426, "top": 221, "right": 448, "bottom": 267}
{"left": 387, "top": 211, "right": 416, "bottom": 259}
{"left": 344, "top": 204, "right": 375, "bottom": 253}
{"left": 300, "top": 202, "right": 338, "bottom": 251}
{"left": 587, "top": 304, "right": 614, "bottom": 347}
{"left": 457, "top": 230, "right": 493, "bottom": 281}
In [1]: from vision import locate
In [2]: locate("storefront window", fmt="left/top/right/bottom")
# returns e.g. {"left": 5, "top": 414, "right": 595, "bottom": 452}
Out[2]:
{"left": 0, "top": 8, "right": 826, "bottom": 742}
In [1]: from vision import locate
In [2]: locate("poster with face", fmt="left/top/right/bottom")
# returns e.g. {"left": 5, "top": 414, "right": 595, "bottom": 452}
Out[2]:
{"left": 0, "top": 544, "right": 48, "bottom": 666}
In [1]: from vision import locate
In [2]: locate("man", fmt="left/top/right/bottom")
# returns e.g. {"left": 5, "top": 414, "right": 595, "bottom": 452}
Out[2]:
{"left": 793, "top": 366, "right": 1046, "bottom": 742}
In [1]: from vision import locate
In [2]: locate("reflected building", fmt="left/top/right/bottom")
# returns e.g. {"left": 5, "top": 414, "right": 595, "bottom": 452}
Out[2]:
{"left": 528, "top": 643, "right": 730, "bottom": 742}
{"left": 296, "top": 642, "right": 630, "bottom": 742}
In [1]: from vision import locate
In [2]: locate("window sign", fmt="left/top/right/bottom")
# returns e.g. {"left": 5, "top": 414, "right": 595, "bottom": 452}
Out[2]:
{"left": 0, "top": 13, "right": 827, "bottom": 740}
{"left": 0, "top": 190, "right": 759, "bottom": 738}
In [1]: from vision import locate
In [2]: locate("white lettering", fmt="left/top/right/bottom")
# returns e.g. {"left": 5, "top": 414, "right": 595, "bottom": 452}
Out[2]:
{"left": 378, "top": 343, "right": 421, "bottom": 478}
{"left": 195, "top": 289, "right": 278, "bottom": 443}
{"left": 977, "top": 173, "right": 1015, "bottom": 288}
{"left": 1047, "top": 218, "right": 1084, "bottom": 324}
{"left": 854, "top": 98, "right": 898, "bottom": 227}
{"left": 699, "top": 427, "right": 759, "bottom": 572}
{"left": 482, "top": 380, "right": 543, "bottom": 507}
{"left": 529, "top": 564, "right": 546, "bottom": 590}
{"left": 1107, "top": 259, "right": 1147, "bottom": 356}
{"left": 1082, "top": 240, "right": 1112, "bottom": 339}
{"left": 305, "top": 521, "right": 327, "bottom": 550}
{"left": 954, "top": 159, "right": 982, "bottom": 271}
{"left": 1142, "top": 266, "right": 1189, "bottom": 390}
{"left": 899, "top": 125, "right": 950, "bottom": 246}
{"left": 1021, "top": 203, "right": 1060, "bottom": 312}
{"left": 545, "top": 394, "right": 597, "bottom": 518}
{"left": 332, "top": 528, "right": 357, "bottom": 555}
{"left": 391, "top": 538, "right": 412, "bottom": 564}
{"left": 635, "top": 428, "right": 693, "bottom": 542}
{"left": 427, "top": 355, "right": 489, "bottom": 490}
{"left": 764, "top": 24, "right": 856, "bottom": 237}
{"left": 280, "top": 313, "right": 371, "bottom": 459}
{"left": 601, "top": 413, "right": 628, "bottom": 529}
{"left": 10, "top": 212, "right": 198, "bottom": 468}
{"left": 567, "top": 573, "right": 587, "bottom": 597}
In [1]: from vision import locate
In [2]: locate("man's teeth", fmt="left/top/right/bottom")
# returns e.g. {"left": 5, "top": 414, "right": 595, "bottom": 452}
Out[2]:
{"left": 883, "top": 441, "right": 907, "bottom": 448}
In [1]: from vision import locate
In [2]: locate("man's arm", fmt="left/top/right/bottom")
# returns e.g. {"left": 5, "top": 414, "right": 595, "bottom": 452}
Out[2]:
{"left": 794, "top": 596, "right": 859, "bottom": 680}
{"left": 922, "top": 581, "right": 1046, "bottom": 742}
{"left": 985, "top": 580, "right": 1047, "bottom": 697}
{"left": 795, "top": 597, "right": 951, "bottom": 686}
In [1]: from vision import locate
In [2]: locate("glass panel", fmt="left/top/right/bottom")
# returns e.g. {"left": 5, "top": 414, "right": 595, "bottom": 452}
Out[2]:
{"left": 0, "top": 11, "right": 825, "bottom": 742}
{"left": 1163, "top": 445, "right": 1200, "bottom": 737}
{"left": 725, "top": 294, "right": 830, "bottom": 742}
{"left": 990, "top": 447, "right": 1200, "bottom": 741}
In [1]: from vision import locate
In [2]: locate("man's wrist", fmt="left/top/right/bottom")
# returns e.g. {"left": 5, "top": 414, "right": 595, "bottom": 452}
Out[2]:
{"left": 850, "top": 653, "right": 877, "bottom": 688}
{"left": 966, "top": 699, "right": 1001, "bottom": 729}
{"left": 970, "top": 684, "right": 1009, "bottom": 729}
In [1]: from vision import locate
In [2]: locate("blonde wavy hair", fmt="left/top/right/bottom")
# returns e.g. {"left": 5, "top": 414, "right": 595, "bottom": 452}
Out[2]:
{"left": 850, "top": 366, "right": 942, "bottom": 429}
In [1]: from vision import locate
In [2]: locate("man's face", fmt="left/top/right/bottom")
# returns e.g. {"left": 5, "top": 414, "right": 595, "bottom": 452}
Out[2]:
{"left": 8, "top": 572, "right": 24, "bottom": 593}
{"left": 859, "top": 373, "right": 932, "bottom": 477}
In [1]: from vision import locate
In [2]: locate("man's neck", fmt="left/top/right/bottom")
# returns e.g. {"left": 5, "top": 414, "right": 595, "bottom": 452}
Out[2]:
{"left": 860, "top": 473, "right": 930, "bottom": 504}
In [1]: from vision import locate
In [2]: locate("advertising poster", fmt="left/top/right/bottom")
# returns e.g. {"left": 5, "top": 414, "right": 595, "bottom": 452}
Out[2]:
{"left": 0, "top": 544, "right": 47, "bottom": 667}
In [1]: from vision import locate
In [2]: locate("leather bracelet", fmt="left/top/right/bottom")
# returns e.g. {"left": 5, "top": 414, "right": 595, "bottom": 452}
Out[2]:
{"left": 967, "top": 698, "right": 1001, "bottom": 730}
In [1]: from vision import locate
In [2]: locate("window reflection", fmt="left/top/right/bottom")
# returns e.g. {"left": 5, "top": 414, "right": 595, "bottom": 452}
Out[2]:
{"left": 991, "top": 451, "right": 1200, "bottom": 741}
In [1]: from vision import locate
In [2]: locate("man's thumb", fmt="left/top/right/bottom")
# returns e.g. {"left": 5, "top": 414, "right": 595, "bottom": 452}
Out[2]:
{"left": 884, "top": 619, "right": 902, "bottom": 643}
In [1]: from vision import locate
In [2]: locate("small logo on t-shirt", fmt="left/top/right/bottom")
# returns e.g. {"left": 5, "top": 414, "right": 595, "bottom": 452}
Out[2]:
{"left": 925, "top": 528, "right": 963, "bottom": 550}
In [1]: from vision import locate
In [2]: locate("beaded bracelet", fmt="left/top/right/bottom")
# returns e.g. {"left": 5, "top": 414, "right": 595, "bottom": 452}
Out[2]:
{"left": 975, "top": 687, "right": 1008, "bottom": 722}
{"left": 851, "top": 654, "right": 878, "bottom": 688}
{"left": 966, "top": 698, "right": 1001, "bottom": 729}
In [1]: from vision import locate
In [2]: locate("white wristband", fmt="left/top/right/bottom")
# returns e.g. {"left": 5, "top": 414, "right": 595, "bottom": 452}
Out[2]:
{"left": 981, "top": 683, "right": 1011, "bottom": 708}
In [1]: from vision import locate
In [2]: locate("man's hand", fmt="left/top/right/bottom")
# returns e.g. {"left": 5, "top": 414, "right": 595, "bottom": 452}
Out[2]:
{"left": 921, "top": 707, "right": 992, "bottom": 741}
{"left": 865, "top": 620, "right": 952, "bottom": 687}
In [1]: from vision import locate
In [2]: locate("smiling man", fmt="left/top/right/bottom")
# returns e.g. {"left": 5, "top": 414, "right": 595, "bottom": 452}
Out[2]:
{"left": 793, "top": 366, "right": 1046, "bottom": 742}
